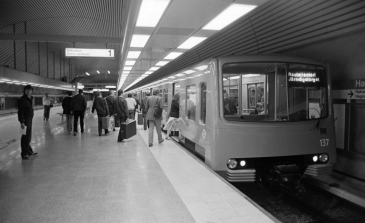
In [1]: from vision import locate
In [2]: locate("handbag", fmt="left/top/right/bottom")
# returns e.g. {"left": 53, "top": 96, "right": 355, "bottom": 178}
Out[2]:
{"left": 153, "top": 97, "right": 163, "bottom": 119}
{"left": 49, "top": 103, "right": 53, "bottom": 108}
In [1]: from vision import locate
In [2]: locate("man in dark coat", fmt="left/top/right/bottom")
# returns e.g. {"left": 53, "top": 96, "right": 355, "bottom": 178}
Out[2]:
{"left": 92, "top": 91, "right": 110, "bottom": 136}
{"left": 17, "top": 85, "right": 38, "bottom": 159}
{"left": 223, "top": 93, "right": 237, "bottom": 115}
{"left": 70, "top": 89, "right": 87, "bottom": 136}
{"left": 105, "top": 90, "right": 116, "bottom": 131}
{"left": 62, "top": 91, "right": 73, "bottom": 133}
{"left": 140, "top": 91, "right": 150, "bottom": 130}
{"left": 113, "top": 89, "right": 128, "bottom": 142}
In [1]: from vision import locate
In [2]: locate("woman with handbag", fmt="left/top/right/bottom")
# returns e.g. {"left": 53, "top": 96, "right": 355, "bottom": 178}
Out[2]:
{"left": 43, "top": 93, "right": 52, "bottom": 121}
{"left": 163, "top": 94, "right": 180, "bottom": 140}
{"left": 145, "top": 89, "right": 164, "bottom": 147}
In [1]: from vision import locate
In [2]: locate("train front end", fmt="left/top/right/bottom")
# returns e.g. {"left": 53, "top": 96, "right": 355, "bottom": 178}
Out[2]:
{"left": 213, "top": 55, "right": 336, "bottom": 189}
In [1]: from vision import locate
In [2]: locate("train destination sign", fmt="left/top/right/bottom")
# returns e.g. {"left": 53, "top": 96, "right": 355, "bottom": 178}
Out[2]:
{"left": 287, "top": 70, "right": 323, "bottom": 88}
{"left": 65, "top": 48, "right": 114, "bottom": 58}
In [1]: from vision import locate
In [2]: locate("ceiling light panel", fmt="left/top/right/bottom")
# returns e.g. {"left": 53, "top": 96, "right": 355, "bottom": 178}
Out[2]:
{"left": 156, "top": 61, "right": 169, "bottom": 66}
{"left": 164, "top": 52, "right": 183, "bottom": 60}
{"left": 127, "top": 51, "right": 141, "bottom": 59}
{"left": 202, "top": 4, "right": 256, "bottom": 30}
{"left": 177, "top": 37, "right": 207, "bottom": 49}
{"left": 125, "top": 60, "right": 136, "bottom": 66}
{"left": 136, "top": 0, "right": 170, "bottom": 27}
{"left": 130, "top": 34, "right": 150, "bottom": 47}
{"left": 149, "top": 67, "right": 160, "bottom": 71}
{"left": 124, "top": 67, "right": 133, "bottom": 71}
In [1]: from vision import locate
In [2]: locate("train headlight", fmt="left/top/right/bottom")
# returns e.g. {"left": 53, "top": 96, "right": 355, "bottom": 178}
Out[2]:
{"left": 319, "top": 154, "right": 329, "bottom": 163}
{"left": 240, "top": 160, "right": 246, "bottom": 167}
{"left": 227, "top": 159, "right": 237, "bottom": 169}
{"left": 312, "top": 156, "right": 318, "bottom": 162}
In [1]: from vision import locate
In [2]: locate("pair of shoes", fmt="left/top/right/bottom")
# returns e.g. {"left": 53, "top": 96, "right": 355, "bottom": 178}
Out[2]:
{"left": 165, "top": 137, "right": 171, "bottom": 140}
{"left": 74, "top": 132, "right": 77, "bottom": 136}
{"left": 22, "top": 155, "right": 30, "bottom": 160}
{"left": 149, "top": 144, "right": 153, "bottom": 147}
{"left": 159, "top": 139, "right": 164, "bottom": 144}
{"left": 81, "top": 131, "right": 85, "bottom": 133}
{"left": 30, "top": 152, "right": 38, "bottom": 156}
{"left": 113, "top": 129, "right": 115, "bottom": 131}
{"left": 99, "top": 134, "right": 101, "bottom": 136}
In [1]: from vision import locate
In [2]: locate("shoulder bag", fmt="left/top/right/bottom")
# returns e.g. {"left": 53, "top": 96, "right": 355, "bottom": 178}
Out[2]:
{"left": 153, "top": 97, "right": 162, "bottom": 119}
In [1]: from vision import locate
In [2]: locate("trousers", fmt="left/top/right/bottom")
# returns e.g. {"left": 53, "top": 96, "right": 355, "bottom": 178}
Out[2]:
{"left": 73, "top": 110, "right": 85, "bottom": 133}
{"left": 21, "top": 118, "right": 34, "bottom": 157}
{"left": 148, "top": 119, "right": 162, "bottom": 144}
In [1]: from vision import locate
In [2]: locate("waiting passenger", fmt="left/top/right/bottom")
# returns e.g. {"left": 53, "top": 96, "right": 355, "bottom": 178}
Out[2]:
{"left": 17, "top": 85, "right": 38, "bottom": 160}
{"left": 70, "top": 89, "right": 87, "bottom": 136}
{"left": 114, "top": 89, "right": 128, "bottom": 142}
{"left": 125, "top": 93, "right": 137, "bottom": 120}
{"left": 92, "top": 91, "right": 110, "bottom": 136}
{"left": 223, "top": 93, "right": 237, "bottom": 115}
{"left": 62, "top": 91, "right": 73, "bottom": 134}
{"left": 145, "top": 89, "right": 164, "bottom": 147}
{"left": 140, "top": 92, "right": 150, "bottom": 130}
{"left": 42, "top": 93, "right": 52, "bottom": 121}
{"left": 163, "top": 94, "right": 180, "bottom": 140}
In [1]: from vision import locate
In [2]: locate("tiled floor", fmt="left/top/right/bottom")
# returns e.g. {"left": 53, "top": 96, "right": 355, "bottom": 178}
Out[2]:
{"left": 0, "top": 106, "right": 278, "bottom": 223}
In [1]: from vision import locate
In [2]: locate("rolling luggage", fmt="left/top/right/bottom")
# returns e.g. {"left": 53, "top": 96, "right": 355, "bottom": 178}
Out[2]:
{"left": 101, "top": 116, "right": 110, "bottom": 129}
{"left": 137, "top": 113, "right": 143, "bottom": 125}
{"left": 119, "top": 119, "right": 136, "bottom": 140}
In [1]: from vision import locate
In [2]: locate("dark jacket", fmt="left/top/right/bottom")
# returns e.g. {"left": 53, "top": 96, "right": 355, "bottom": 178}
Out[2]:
{"left": 223, "top": 97, "right": 237, "bottom": 115}
{"left": 92, "top": 97, "right": 109, "bottom": 117}
{"left": 141, "top": 96, "right": 148, "bottom": 114}
{"left": 18, "top": 94, "right": 34, "bottom": 124}
{"left": 62, "top": 96, "right": 73, "bottom": 114}
{"left": 169, "top": 100, "right": 179, "bottom": 118}
{"left": 113, "top": 96, "right": 128, "bottom": 120}
{"left": 70, "top": 94, "right": 87, "bottom": 111}
{"left": 105, "top": 95, "right": 115, "bottom": 115}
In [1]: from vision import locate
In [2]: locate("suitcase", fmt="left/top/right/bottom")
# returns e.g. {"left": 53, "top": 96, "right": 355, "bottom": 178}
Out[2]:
{"left": 119, "top": 119, "right": 136, "bottom": 140}
{"left": 101, "top": 117, "right": 110, "bottom": 129}
{"left": 137, "top": 113, "right": 143, "bottom": 125}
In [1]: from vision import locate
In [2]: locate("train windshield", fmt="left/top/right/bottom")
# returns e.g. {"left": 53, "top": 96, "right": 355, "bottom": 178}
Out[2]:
{"left": 222, "top": 62, "right": 328, "bottom": 122}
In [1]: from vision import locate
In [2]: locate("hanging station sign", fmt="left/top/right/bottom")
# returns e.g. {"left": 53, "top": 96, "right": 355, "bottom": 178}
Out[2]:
{"left": 287, "top": 70, "right": 324, "bottom": 88}
{"left": 65, "top": 48, "right": 114, "bottom": 58}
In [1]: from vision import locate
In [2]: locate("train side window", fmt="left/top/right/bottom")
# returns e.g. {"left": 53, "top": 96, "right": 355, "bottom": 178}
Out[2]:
{"left": 200, "top": 83, "right": 207, "bottom": 124}
{"left": 186, "top": 85, "right": 196, "bottom": 121}
{"left": 223, "top": 72, "right": 239, "bottom": 120}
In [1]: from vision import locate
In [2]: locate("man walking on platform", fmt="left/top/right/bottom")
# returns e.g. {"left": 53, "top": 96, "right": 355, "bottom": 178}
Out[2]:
{"left": 140, "top": 91, "right": 150, "bottom": 130}
{"left": 114, "top": 89, "right": 128, "bottom": 142}
{"left": 125, "top": 93, "right": 137, "bottom": 120}
{"left": 18, "top": 85, "right": 38, "bottom": 159}
{"left": 105, "top": 90, "right": 116, "bottom": 131}
{"left": 70, "top": 89, "right": 87, "bottom": 136}
{"left": 92, "top": 91, "right": 110, "bottom": 136}
{"left": 62, "top": 91, "right": 73, "bottom": 134}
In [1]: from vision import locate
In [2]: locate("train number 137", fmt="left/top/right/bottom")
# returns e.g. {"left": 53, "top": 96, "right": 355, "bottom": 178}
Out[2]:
{"left": 320, "top": 139, "right": 329, "bottom": 147}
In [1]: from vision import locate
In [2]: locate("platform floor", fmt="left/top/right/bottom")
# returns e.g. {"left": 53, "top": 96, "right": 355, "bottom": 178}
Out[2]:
{"left": 0, "top": 106, "right": 278, "bottom": 223}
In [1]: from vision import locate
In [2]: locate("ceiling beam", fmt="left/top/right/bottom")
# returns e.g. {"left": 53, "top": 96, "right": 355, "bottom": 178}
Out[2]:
{"left": 0, "top": 33, "right": 122, "bottom": 44}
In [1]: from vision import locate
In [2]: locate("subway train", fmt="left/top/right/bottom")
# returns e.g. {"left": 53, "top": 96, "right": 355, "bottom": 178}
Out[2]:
{"left": 135, "top": 54, "right": 336, "bottom": 189}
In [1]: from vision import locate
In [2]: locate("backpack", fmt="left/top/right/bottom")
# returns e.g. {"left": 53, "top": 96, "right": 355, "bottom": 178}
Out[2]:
{"left": 153, "top": 97, "right": 162, "bottom": 119}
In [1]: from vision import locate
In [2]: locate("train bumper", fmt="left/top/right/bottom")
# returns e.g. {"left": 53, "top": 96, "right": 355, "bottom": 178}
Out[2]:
{"left": 226, "top": 169, "right": 255, "bottom": 182}
{"left": 304, "top": 164, "right": 333, "bottom": 176}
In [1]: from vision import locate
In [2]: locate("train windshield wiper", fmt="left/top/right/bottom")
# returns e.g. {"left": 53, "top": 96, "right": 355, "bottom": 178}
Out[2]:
{"left": 314, "top": 104, "right": 324, "bottom": 130}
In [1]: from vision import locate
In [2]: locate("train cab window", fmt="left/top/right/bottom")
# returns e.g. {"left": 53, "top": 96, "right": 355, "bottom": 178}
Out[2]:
{"left": 222, "top": 62, "right": 328, "bottom": 122}
{"left": 200, "top": 83, "right": 207, "bottom": 124}
{"left": 186, "top": 85, "right": 196, "bottom": 121}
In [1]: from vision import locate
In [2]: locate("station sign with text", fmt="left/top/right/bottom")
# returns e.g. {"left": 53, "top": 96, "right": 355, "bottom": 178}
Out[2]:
{"left": 65, "top": 48, "right": 114, "bottom": 58}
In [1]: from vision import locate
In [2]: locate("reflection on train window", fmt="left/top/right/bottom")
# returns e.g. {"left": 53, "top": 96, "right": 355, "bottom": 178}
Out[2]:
{"left": 159, "top": 89, "right": 162, "bottom": 98}
{"left": 222, "top": 62, "right": 328, "bottom": 122}
{"left": 200, "top": 83, "right": 207, "bottom": 124}
{"left": 186, "top": 85, "right": 196, "bottom": 121}
{"left": 174, "top": 84, "right": 180, "bottom": 95}
{"left": 163, "top": 89, "right": 168, "bottom": 103}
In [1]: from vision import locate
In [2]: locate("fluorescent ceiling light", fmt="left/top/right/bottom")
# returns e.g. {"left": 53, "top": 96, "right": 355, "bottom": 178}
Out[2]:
{"left": 178, "top": 37, "right": 207, "bottom": 49}
{"left": 203, "top": 4, "right": 257, "bottom": 30}
{"left": 141, "top": 74, "right": 148, "bottom": 77}
{"left": 175, "top": 73, "right": 185, "bottom": 77}
{"left": 127, "top": 51, "right": 141, "bottom": 59}
{"left": 130, "top": 34, "right": 150, "bottom": 47}
{"left": 144, "top": 71, "right": 153, "bottom": 75}
{"left": 242, "top": 74, "right": 260, "bottom": 77}
{"left": 96, "top": 70, "right": 100, "bottom": 74}
{"left": 194, "top": 65, "right": 208, "bottom": 70}
{"left": 125, "top": 60, "right": 136, "bottom": 66}
{"left": 156, "top": 61, "right": 169, "bottom": 66}
{"left": 230, "top": 76, "right": 240, "bottom": 79}
{"left": 168, "top": 76, "right": 176, "bottom": 79}
{"left": 107, "top": 71, "right": 110, "bottom": 74}
{"left": 105, "top": 85, "right": 116, "bottom": 88}
{"left": 122, "top": 71, "right": 130, "bottom": 74}
{"left": 124, "top": 67, "right": 133, "bottom": 71}
{"left": 136, "top": 0, "right": 170, "bottom": 27}
{"left": 149, "top": 67, "right": 160, "bottom": 71}
{"left": 183, "top": 70, "right": 195, "bottom": 74}
{"left": 85, "top": 72, "right": 90, "bottom": 76}
{"left": 164, "top": 52, "right": 183, "bottom": 60}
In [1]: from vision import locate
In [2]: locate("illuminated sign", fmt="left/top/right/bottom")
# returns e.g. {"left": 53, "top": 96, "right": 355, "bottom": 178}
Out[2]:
{"left": 65, "top": 48, "right": 114, "bottom": 58}
{"left": 288, "top": 70, "right": 324, "bottom": 88}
